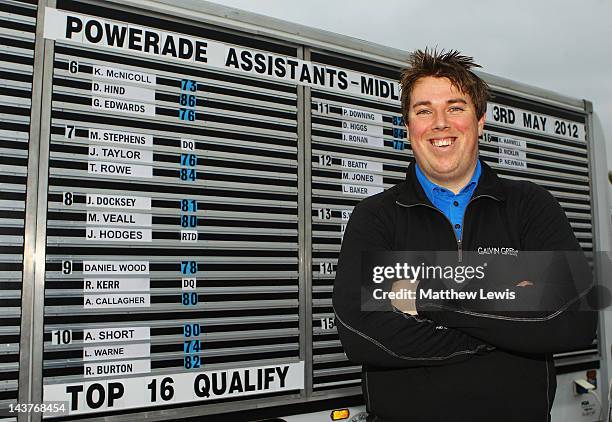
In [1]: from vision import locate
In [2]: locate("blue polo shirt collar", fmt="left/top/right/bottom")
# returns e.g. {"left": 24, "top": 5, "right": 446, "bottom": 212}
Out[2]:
{"left": 415, "top": 160, "right": 481, "bottom": 199}
{"left": 414, "top": 160, "right": 482, "bottom": 240}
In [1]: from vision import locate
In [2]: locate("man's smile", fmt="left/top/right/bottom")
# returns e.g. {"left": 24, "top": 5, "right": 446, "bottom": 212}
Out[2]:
{"left": 429, "top": 137, "right": 457, "bottom": 148}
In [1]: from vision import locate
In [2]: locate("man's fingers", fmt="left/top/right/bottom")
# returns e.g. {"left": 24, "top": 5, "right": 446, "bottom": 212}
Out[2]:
{"left": 516, "top": 280, "right": 534, "bottom": 287}
{"left": 391, "top": 279, "right": 419, "bottom": 313}
{"left": 392, "top": 279, "right": 419, "bottom": 290}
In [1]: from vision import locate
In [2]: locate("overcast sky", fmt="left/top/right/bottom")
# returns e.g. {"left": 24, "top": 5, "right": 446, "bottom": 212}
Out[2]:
{"left": 209, "top": 0, "right": 612, "bottom": 206}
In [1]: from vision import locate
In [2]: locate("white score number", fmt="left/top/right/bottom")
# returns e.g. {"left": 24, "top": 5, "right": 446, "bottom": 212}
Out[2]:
{"left": 62, "top": 260, "right": 72, "bottom": 275}
{"left": 320, "top": 317, "right": 335, "bottom": 330}
{"left": 318, "top": 208, "right": 332, "bottom": 220}
{"left": 147, "top": 377, "right": 174, "bottom": 402}
{"left": 69, "top": 60, "right": 78, "bottom": 74}
{"left": 63, "top": 192, "right": 74, "bottom": 206}
{"left": 65, "top": 125, "right": 75, "bottom": 139}
{"left": 52, "top": 329, "right": 72, "bottom": 345}
{"left": 319, "top": 262, "right": 334, "bottom": 275}
{"left": 318, "top": 155, "right": 332, "bottom": 166}
{"left": 316, "top": 102, "right": 330, "bottom": 115}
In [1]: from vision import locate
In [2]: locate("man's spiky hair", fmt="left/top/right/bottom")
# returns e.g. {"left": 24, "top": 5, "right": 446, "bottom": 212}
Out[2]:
{"left": 400, "top": 48, "right": 489, "bottom": 124}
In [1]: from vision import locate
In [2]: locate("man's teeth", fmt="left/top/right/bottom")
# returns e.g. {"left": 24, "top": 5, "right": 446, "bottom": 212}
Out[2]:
{"left": 431, "top": 138, "right": 454, "bottom": 147}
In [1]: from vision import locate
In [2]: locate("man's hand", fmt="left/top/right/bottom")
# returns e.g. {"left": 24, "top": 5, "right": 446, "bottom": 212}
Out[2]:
{"left": 516, "top": 280, "right": 534, "bottom": 287}
{"left": 390, "top": 279, "right": 419, "bottom": 315}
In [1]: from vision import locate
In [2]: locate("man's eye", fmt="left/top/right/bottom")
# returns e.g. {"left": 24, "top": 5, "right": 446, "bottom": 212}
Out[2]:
{"left": 449, "top": 106, "right": 464, "bottom": 112}
{"left": 416, "top": 109, "right": 430, "bottom": 115}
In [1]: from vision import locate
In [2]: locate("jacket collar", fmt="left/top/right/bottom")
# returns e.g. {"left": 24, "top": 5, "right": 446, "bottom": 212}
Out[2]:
{"left": 396, "top": 158, "right": 506, "bottom": 206}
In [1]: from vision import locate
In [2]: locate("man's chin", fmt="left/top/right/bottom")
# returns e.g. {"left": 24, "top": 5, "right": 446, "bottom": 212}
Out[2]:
{"left": 427, "top": 159, "right": 477, "bottom": 180}
{"left": 429, "top": 166, "right": 461, "bottom": 181}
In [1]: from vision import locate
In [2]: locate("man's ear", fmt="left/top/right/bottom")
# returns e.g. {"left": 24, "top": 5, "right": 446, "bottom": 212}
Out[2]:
{"left": 477, "top": 114, "right": 485, "bottom": 137}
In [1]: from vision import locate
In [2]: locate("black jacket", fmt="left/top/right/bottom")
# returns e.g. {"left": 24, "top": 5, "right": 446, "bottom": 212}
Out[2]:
{"left": 333, "top": 160, "right": 596, "bottom": 422}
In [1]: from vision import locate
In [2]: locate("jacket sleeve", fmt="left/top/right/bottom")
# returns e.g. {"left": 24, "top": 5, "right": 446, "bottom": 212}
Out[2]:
{"left": 333, "top": 201, "right": 493, "bottom": 368}
{"left": 416, "top": 183, "right": 597, "bottom": 354}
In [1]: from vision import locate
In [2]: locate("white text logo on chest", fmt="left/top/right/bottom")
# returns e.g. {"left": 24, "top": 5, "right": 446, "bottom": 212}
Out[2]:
{"left": 477, "top": 247, "right": 519, "bottom": 257}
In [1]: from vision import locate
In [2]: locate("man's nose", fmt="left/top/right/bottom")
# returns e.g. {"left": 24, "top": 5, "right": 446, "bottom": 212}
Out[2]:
{"left": 432, "top": 111, "right": 450, "bottom": 130}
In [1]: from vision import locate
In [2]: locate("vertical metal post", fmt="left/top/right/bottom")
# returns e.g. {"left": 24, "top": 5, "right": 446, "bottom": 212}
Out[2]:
{"left": 584, "top": 100, "right": 612, "bottom": 420}
{"left": 18, "top": 2, "right": 55, "bottom": 421}
{"left": 18, "top": 0, "right": 46, "bottom": 416}
{"left": 298, "top": 46, "right": 314, "bottom": 398}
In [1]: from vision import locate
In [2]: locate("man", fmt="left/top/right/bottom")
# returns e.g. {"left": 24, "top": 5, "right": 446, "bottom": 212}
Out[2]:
{"left": 332, "top": 49, "right": 596, "bottom": 422}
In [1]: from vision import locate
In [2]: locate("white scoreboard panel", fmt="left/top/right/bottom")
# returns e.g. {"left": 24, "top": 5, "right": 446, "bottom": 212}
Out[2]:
{"left": 0, "top": 0, "right": 36, "bottom": 416}
{"left": 7, "top": 0, "right": 597, "bottom": 420}
{"left": 41, "top": 1, "right": 302, "bottom": 418}
{"left": 482, "top": 97, "right": 592, "bottom": 257}
{"left": 308, "top": 51, "right": 407, "bottom": 393}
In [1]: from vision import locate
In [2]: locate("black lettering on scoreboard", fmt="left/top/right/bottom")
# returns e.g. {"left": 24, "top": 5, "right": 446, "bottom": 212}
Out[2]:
{"left": 41, "top": 1, "right": 303, "bottom": 417}
{"left": 0, "top": 0, "right": 37, "bottom": 415}
{"left": 482, "top": 96, "right": 592, "bottom": 256}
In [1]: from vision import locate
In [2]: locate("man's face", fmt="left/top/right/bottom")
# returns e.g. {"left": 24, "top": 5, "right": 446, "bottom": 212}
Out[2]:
{"left": 406, "top": 76, "right": 484, "bottom": 190}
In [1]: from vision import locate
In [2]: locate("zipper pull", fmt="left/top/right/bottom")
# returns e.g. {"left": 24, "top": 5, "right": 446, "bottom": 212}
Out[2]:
{"left": 457, "top": 240, "right": 463, "bottom": 263}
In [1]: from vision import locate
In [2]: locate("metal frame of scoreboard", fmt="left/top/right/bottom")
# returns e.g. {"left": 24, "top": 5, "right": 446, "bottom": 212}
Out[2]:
{"left": 1, "top": 0, "right": 609, "bottom": 420}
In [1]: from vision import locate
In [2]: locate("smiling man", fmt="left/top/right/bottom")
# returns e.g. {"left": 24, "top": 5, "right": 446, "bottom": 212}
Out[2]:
{"left": 332, "top": 49, "right": 596, "bottom": 422}
{"left": 408, "top": 76, "right": 482, "bottom": 193}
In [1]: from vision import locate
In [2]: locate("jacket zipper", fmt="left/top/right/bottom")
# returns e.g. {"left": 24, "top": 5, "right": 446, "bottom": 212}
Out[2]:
{"left": 396, "top": 194, "right": 500, "bottom": 263}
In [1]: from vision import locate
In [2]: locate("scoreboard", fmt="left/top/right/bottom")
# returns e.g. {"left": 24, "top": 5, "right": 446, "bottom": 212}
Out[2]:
{"left": 0, "top": 0, "right": 602, "bottom": 420}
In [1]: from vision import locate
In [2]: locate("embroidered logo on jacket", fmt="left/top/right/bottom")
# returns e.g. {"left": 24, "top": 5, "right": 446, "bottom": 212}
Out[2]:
{"left": 477, "top": 247, "right": 518, "bottom": 257}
